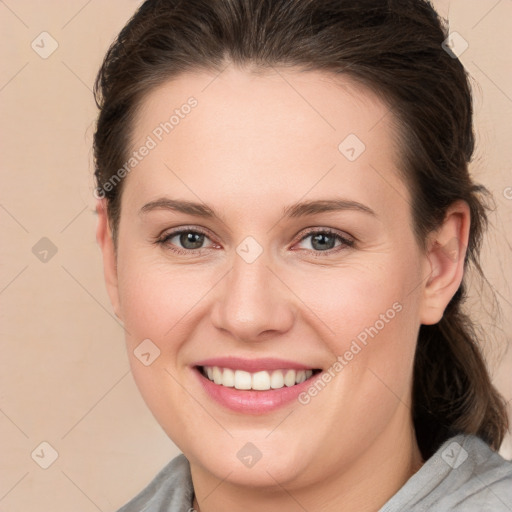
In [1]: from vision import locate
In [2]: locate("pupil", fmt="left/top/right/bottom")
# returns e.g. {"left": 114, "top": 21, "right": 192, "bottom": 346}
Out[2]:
{"left": 180, "top": 232, "right": 204, "bottom": 249}
{"left": 312, "top": 233, "right": 335, "bottom": 251}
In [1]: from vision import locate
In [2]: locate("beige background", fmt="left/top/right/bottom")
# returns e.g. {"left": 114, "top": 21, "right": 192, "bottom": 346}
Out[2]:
{"left": 0, "top": 1, "right": 511, "bottom": 510}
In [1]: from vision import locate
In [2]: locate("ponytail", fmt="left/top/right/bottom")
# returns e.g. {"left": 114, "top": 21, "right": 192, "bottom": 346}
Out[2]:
{"left": 413, "top": 285, "right": 509, "bottom": 459}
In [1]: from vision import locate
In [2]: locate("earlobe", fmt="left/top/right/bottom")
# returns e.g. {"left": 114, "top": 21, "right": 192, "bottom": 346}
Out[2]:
{"left": 96, "top": 199, "right": 122, "bottom": 319}
{"left": 419, "top": 201, "right": 470, "bottom": 325}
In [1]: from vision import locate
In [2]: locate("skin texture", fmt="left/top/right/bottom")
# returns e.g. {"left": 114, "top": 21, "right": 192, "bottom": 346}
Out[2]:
{"left": 96, "top": 66, "right": 470, "bottom": 512}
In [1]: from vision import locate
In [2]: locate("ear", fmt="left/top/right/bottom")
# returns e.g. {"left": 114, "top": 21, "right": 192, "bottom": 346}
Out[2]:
{"left": 419, "top": 200, "right": 470, "bottom": 325}
{"left": 96, "top": 199, "right": 122, "bottom": 319}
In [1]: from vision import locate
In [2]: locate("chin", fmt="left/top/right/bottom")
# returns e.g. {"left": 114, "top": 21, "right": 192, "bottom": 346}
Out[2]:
{"left": 186, "top": 434, "right": 316, "bottom": 489}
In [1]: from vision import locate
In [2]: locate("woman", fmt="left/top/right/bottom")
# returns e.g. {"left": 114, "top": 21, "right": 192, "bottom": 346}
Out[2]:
{"left": 93, "top": 0, "right": 512, "bottom": 510}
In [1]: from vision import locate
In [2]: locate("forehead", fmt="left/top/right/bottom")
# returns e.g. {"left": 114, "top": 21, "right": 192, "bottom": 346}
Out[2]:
{"left": 124, "top": 66, "right": 409, "bottom": 220}
{"left": 132, "top": 66, "right": 395, "bottom": 154}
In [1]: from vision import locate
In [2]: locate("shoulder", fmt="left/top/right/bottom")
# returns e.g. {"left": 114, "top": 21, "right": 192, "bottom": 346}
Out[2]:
{"left": 116, "top": 453, "right": 194, "bottom": 512}
{"left": 380, "top": 434, "right": 512, "bottom": 512}
{"left": 448, "top": 435, "right": 512, "bottom": 511}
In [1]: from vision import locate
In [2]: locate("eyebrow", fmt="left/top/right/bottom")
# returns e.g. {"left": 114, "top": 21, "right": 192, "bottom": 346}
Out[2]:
{"left": 282, "top": 199, "right": 376, "bottom": 218}
{"left": 139, "top": 197, "right": 376, "bottom": 219}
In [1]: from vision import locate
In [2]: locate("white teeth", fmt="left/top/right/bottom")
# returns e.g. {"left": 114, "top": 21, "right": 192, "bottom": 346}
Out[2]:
{"left": 234, "top": 370, "right": 252, "bottom": 390}
{"left": 284, "top": 369, "right": 296, "bottom": 387}
{"left": 222, "top": 368, "right": 235, "bottom": 387}
{"left": 202, "top": 366, "right": 316, "bottom": 390}
{"left": 252, "top": 371, "right": 271, "bottom": 390}
{"left": 212, "top": 366, "right": 223, "bottom": 385}
{"left": 270, "top": 370, "right": 284, "bottom": 389}
{"left": 296, "top": 370, "right": 306, "bottom": 384}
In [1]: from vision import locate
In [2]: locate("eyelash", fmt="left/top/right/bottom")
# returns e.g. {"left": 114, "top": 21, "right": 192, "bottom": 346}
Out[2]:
{"left": 155, "top": 227, "right": 355, "bottom": 256}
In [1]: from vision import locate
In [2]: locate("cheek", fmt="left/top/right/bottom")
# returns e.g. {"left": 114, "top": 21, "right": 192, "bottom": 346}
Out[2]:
{"left": 287, "top": 261, "right": 422, "bottom": 434}
{"left": 284, "top": 257, "right": 420, "bottom": 343}
{"left": 282, "top": 257, "right": 422, "bottom": 401}
{"left": 115, "top": 254, "right": 211, "bottom": 444}
{"left": 117, "top": 253, "right": 215, "bottom": 344}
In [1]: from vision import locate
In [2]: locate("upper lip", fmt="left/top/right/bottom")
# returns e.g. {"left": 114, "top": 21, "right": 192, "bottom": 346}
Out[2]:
{"left": 193, "top": 357, "right": 318, "bottom": 373}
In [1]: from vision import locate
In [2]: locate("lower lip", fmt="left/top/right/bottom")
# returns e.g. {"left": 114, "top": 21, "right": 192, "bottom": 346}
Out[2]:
{"left": 194, "top": 367, "right": 320, "bottom": 414}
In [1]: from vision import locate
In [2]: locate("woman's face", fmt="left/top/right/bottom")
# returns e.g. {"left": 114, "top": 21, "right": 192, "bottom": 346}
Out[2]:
{"left": 103, "top": 67, "right": 434, "bottom": 489}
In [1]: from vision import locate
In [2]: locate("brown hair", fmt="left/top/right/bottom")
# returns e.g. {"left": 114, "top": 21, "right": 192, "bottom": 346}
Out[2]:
{"left": 93, "top": 0, "right": 509, "bottom": 459}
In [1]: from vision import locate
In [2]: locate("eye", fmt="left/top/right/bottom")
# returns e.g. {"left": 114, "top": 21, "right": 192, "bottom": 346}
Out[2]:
{"left": 156, "top": 228, "right": 218, "bottom": 254}
{"left": 294, "top": 229, "right": 354, "bottom": 253}
{"left": 155, "top": 227, "right": 353, "bottom": 256}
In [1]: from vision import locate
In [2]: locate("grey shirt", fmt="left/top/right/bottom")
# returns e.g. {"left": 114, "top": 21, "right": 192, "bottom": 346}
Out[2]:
{"left": 117, "top": 434, "right": 512, "bottom": 511}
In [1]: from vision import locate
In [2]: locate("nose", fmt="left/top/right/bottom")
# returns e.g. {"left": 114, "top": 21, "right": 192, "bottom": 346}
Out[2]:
{"left": 210, "top": 255, "right": 295, "bottom": 342}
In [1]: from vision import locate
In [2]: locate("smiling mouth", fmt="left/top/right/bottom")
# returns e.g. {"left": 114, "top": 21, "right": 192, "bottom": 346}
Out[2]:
{"left": 197, "top": 365, "right": 322, "bottom": 391}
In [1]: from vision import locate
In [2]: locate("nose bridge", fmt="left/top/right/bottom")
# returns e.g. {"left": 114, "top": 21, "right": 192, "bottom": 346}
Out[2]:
{"left": 212, "top": 251, "right": 294, "bottom": 340}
